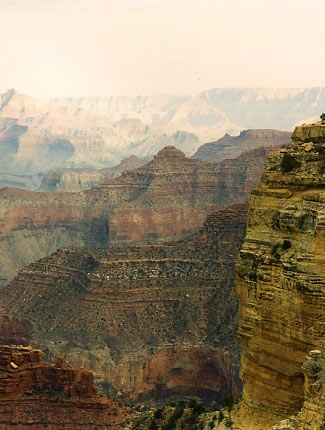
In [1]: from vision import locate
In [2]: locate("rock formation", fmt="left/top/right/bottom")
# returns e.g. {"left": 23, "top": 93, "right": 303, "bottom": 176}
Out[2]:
{"left": 0, "top": 204, "right": 248, "bottom": 406}
{"left": 0, "top": 344, "right": 129, "bottom": 429}
{"left": 0, "top": 145, "right": 265, "bottom": 286}
{"left": 192, "top": 129, "right": 291, "bottom": 162}
{"left": 272, "top": 350, "right": 325, "bottom": 430}
{"left": 40, "top": 155, "right": 149, "bottom": 192}
{"left": 4, "top": 86, "right": 325, "bottom": 187}
{"left": 234, "top": 120, "right": 325, "bottom": 429}
{"left": 0, "top": 89, "right": 237, "bottom": 187}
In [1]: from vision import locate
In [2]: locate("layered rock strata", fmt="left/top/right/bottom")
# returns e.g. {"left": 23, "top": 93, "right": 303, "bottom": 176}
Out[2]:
{"left": 272, "top": 350, "right": 325, "bottom": 430}
{"left": 192, "top": 129, "right": 291, "bottom": 162}
{"left": 0, "top": 145, "right": 265, "bottom": 285}
{"left": 0, "top": 344, "right": 129, "bottom": 429}
{"left": 1, "top": 204, "right": 248, "bottom": 406}
{"left": 235, "top": 121, "right": 325, "bottom": 428}
{"left": 40, "top": 155, "right": 148, "bottom": 192}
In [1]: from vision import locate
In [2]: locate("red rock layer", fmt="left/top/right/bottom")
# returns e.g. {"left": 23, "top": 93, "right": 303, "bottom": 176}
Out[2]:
{"left": 0, "top": 345, "right": 129, "bottom": 430}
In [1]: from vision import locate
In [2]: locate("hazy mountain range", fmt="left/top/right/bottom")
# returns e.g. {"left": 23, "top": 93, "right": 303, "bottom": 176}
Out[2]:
{"left": 0, "top": 87, "right": 324, "bottom": 189}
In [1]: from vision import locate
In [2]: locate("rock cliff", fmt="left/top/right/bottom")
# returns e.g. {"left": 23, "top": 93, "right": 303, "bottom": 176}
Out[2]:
{"left": 0, "top": 344, "right": 129, "bottom": 429}
{"left": 0, "top": 145, "right": 263, "bottom": 285}
{"left": 234, "top": 120, "right": 325, "bottom": 429}
{"left": 192, "top": 129, "right": 291, "bottom": 162}
{"left": 0, "top": 204, "right": 248, "bottom": 406}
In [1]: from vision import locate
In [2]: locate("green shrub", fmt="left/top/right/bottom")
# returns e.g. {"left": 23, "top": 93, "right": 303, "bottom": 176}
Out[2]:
{"left": 217, "top": 410, "right": 224, "bottom": 422}
{"left": 281, "top": 153, "right": 301, "bottom": 173}
{"left": 149, "top": 419, "right": 158, "bottom": 430}
{"left": 154, "top": 408, "right": 163, "bottom": 420}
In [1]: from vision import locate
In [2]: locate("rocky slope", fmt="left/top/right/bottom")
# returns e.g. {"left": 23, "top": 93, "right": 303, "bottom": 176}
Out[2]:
{"left": 0, "top": 301, "right": 32, "bottom": 346}
{"left": 0, "top": 145, "right": 267, "bottom": 286}
{"left": 233, "top": 120, "right": 325, "bottom": 429}
{"left": 192, "top": 129, "right": 291, "bottom": 162}
{"left": 0, "top": 344, "right": 129, "bottom": 430}
{"left": 0, "top": 204, "right": 247, "bottom": 406}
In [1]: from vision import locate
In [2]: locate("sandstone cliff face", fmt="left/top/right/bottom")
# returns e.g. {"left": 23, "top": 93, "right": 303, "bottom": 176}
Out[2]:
{"left": 235, "top": 121, "right": 325, "bottom": 429}
{"left": 192, "top": 129, "right": 291, "bottom": 162}
{"left": 1, "top": 204, "right": 247, "bottom": 406}
{"left": 0, "top": 345, "right": 129, "bottom": 430}
{"left": 271, "top": 350, "right": 325, "bottom": 430}
{"left": 0, "top": 145, "right": 263, "bottom": 285}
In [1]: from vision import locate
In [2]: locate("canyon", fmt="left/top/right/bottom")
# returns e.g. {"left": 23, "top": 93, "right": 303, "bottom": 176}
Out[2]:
{"left": 2, "top": 87, "right": 325, "bottom": 190}
{"left": 0, "top": 204, "right": 247, "bottom": 407}
{"left": 0, "top": 142, "right": 277, "bottom": 287}
{"left": 0, "top": 109, "right": 324, "bottom": 428}
{"left": 233, "top": 120, "right": 325, "bottom": 429}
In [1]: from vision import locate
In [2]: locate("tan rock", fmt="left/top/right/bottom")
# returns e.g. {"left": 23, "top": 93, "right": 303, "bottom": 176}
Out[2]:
{"left": 234, "top": 120, "right": 325, "bottom": 429}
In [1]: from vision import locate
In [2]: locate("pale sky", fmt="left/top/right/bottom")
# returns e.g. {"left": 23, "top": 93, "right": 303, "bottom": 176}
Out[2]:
{"left": 0, "top": 0, "right": 324, "bottom": 98}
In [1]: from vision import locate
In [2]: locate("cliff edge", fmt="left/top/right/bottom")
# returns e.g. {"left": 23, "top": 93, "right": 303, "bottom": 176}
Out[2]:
{"left": 234, "top": 120, "right": 325, "bottom": 429}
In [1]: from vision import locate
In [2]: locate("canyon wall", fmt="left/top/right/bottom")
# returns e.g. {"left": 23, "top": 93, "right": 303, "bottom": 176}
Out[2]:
{"left": 40, "top": 155, "right": 148, "bottom": 192}
{"left": 192, "top": 129, "right": 291, "bottom": 162}
{"left": 0, "top": 344, "right": 129, "bottom": 430}
{"left": 234, "top": 121, "right": 325, "bottom": 429}
{"left": 0, "top": 204, "right": 247, "bottom": 406}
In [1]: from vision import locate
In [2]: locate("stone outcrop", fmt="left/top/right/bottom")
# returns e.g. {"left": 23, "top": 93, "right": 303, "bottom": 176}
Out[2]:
{"left": 0, "top": 204, "right": 248, "bottom": 406}
{"left": 0, "top": 145, "right": 267, "bottom": 286}
{"left": 0, "top": 344, "right": 129, "bottom": 429}
{"left": 234, "top": 120, "right": 325, "bottom": 429}
{"left": 192, "top": 129, "right": 291, "bottom": 162}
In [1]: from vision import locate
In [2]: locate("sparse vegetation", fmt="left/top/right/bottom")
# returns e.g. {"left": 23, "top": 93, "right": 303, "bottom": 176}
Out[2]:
{"left": 224, "top": 415, "right": 233, "bottom": 428}
{"left": 130, "top": 401, "right": 216, "bottom": 430}
{"left": 281, "top": 153, "right": 301, "bottom": 172}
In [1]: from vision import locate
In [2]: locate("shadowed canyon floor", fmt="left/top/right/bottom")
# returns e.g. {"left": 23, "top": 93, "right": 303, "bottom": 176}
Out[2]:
{"left": 0, "top": 204, "right": 247, "bottom": 407}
